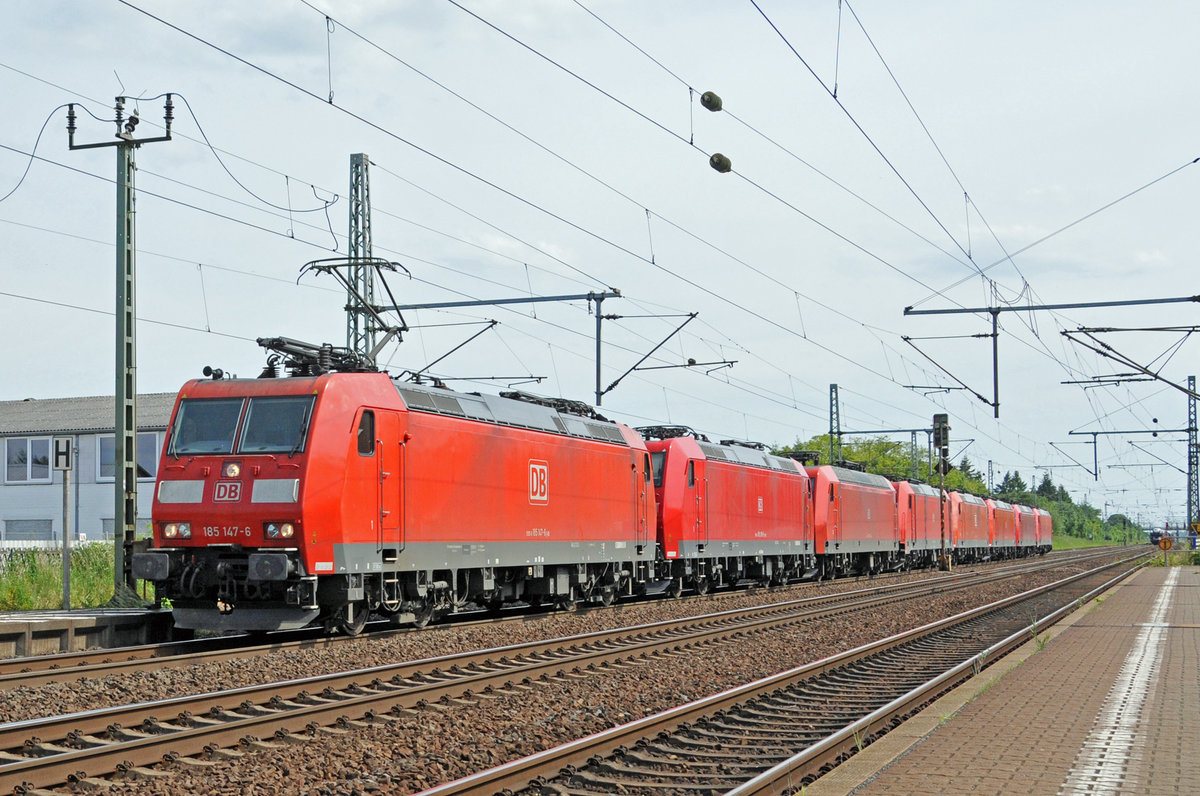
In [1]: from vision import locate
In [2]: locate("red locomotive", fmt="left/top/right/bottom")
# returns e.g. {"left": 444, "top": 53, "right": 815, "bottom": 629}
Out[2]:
{"left": 641, "top": 427, "right": 813, "bottom": 595}
{"left": 1035, "top": 507, "right": 1054, "bottom": 552}
{"left": 805, "top": 464, "right": 901, "bottom": 577}
{"left": 948, "top": 490, "right": 990, "bottom": 561}
{"left": 894, "top": 480, "right": 946, "bottom": 566}
{"left": 135, "top": 357, "right": 654, "bottom": 633}
{"left": 1015, "top": 504, "right": 1038, "bottom": 552}
{"left": 133, "top": 340, "right": 1052, "bottom": 634}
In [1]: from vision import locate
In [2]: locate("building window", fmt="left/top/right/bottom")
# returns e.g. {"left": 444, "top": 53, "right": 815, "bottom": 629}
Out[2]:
{"left": 98, "top": 433, "right": 160, "bottom": 481}
{"left": 4, "top": 519, "right": 53, "bottom": 541}
{"left": 5, "top": 437, "right": 51, "bottom": 483}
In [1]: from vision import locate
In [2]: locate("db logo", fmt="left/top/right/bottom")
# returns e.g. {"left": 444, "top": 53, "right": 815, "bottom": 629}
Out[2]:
{"left": 529, "top": 460, "right": 549, "bottom": 505}
{"left": 214, "top": 481, "right": 242, "bottom": 502}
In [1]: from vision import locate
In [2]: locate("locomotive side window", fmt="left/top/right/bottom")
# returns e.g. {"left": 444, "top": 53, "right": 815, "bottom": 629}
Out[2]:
{"left": 357, "top": 411, "right": 375, "bottom": 456}
{"left": 643, "top": 453, "right": 651, "bottom": 483}
{"left": 239, "top": 395, "right": 316, "bottom": 454}
{"left": 650, "top": 451, "right": 665, "bottom": 488}
{"left": 687, "top": 460, "right": 696, "bottom": 488}
{"left": 172, "top": 398, "right": 244, "bottom": 455}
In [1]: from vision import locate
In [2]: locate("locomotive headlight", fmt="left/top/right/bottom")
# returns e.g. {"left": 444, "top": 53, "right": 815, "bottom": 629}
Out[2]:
{"left": 222, "top": 461, "right": 242, "bottom": 478}
{"left": 163, "top": 522, "right": 191, "bottom": 539}
{"left": 264, "top": 522, "right": 296, "bottom": 539}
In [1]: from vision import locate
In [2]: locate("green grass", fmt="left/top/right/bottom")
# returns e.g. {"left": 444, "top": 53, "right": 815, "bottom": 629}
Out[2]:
{"left": 1145, "top": 550, "right": 1200, "bottom": 567}
{"left": 0, "top": 544, "right": 150, "bottom": 610}
{"left": 1052, "top": 534, "right": 1138, "bottom": 551}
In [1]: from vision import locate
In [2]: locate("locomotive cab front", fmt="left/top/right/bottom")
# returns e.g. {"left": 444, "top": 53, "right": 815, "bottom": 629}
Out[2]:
{"left": 134, "top": 379, "right": 324, "bottom": 631}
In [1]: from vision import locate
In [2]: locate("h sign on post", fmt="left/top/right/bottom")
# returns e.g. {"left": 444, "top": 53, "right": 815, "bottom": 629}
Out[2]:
{"left": 54, "top": 436, "right": 74, "bottom": 610}
{"left": 53, "top": 437, "right": 73, "bottom": 471}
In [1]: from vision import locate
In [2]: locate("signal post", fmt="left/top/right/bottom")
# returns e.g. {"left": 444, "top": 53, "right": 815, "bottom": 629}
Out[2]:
{"left": 934, "top": 413, "right": 952, "bottom": 571}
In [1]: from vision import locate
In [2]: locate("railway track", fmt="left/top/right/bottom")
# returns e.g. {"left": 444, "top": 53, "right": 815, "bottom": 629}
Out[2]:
{"left": 0, "top": 550, "right": 1122, "bottom": 793}
{"left": 0, "top": 549, "right": 1112, "bottom": 689}
{"left": 418, "top": 554, "right": 1146, "bottom": 795}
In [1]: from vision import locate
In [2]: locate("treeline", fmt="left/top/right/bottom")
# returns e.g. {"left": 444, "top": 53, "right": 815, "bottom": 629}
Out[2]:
{"left": 774, "top": 435, "right": 1144, "bottom": 544}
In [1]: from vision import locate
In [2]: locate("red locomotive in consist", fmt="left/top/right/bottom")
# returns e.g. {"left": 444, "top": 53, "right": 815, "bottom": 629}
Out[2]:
{"left": 135, "top": 359, "right": 655, "bottom": 633}
{"left": 895, "top": 480, "right": 945, "bottom": 567}
{"left": 641, "top": 427, "right": 813, "bottom": 595}
{"left": 807, "top": 465, "right": 900, "bottom": 577}
{"left": 133, "top": 341, "right": 1052, "bottom": 633}
{"left": 948, "top": 490, "right": 991, "bottom": 562}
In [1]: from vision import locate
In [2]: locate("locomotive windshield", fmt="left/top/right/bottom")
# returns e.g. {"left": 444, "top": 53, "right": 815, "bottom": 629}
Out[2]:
{"left": 170, "top": 395, "right": 316, "bottom": 455}
{"left": 650, "top": 451, "right": 665, "bottom": 488}
{"left": 171, "top": 398, "right": 244, "bottom": 454}
{"left": 240, "top": 395, "right": 316, "bottom": 453}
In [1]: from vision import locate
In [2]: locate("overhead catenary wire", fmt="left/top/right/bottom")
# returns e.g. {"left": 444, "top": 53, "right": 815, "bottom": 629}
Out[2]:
{"left": 4, "top": 6, "right": 1176, "bottom": 513}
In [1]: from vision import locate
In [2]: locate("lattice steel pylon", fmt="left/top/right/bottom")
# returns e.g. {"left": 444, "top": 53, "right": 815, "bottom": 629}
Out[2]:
{"left": 829, "top": 384, "right": 842, "bottom": 465}
{"left": 1189, "top": 375, "right": 1198, "bottom": 527}
{"left": 347, "top": 153, "right": 375, "bottom": 359}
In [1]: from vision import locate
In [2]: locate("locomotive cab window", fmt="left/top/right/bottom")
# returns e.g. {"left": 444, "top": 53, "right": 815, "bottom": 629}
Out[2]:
{"left": 171, "top": 398, "right": 244, "bottom": 455}
{"left": 650, "top": 451, "right": 665, "bottom": 488}
{"left": 357, "top": 411, "right": 375, "bottom": 456}
{"left": 239, "top": 395, "right": 316, "bottom": 454}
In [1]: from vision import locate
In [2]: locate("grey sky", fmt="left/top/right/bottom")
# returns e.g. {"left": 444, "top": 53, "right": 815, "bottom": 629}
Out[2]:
{"left": 2, "top": 1, "right": 1197, "bottom": 526}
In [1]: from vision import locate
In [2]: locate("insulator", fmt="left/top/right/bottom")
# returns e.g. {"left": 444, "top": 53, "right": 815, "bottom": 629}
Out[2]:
{"left": 700, "top": 91, "right": 723, "bottom": 112}
{"left": 709, "top": 153, "right": 732, "bottom": 173}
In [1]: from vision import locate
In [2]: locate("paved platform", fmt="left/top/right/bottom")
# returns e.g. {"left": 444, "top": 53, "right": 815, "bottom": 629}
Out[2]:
{"left": 809, "top": 564, "right": 1199, "bottom": 796}
{"left": 0, "top": 608, "right": 175, "bottom": 657}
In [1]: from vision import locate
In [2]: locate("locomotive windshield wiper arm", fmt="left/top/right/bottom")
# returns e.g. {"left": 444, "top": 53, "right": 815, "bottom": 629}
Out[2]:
{"left": 290, "top": 408, "right": 313, "bottom": 458}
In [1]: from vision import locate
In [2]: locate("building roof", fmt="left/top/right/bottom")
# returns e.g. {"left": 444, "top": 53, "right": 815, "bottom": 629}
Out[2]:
{"left": 0, "top": 394, "right": 177, "bottom": 436}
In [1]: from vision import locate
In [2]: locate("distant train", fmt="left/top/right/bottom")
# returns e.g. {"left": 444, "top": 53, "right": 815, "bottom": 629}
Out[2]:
{"left": 133, "top": 365, "right": 1051, "bottom": 634}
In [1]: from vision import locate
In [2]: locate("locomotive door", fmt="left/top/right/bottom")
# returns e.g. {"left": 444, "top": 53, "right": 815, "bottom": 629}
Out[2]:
{"left": 829, "top": 482, "right": 840, "bottom": 545}
{"left": 688, "top": 459, "right": 708, "bottom": 549}
{"left": 375, "top": 411, "right": 403, "bottom": 558}
{"left": 635, "top": 453, "right": 650, "bottom": 553}
{"left": 908, "top": 494, "right": 916, "bottom": 548}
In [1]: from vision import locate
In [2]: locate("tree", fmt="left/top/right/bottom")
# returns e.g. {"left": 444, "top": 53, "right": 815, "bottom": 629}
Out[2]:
{"left": 997, "top": 471, "right": 1028, "bottom": 497}
{"left": 958, "top": 456, "right": 982, "bottom": 482}
{"left": 1035, "top": 473, "right": 1058, "bottom": 500}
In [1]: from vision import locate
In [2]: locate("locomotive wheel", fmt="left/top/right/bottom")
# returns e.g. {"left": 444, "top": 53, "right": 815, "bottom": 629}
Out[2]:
{"left": 667, "top": 578, "right": 682, "bottom": 599}
{"left": 412, "top": 603, "right": 434, "bottom": 628}
{"left": 555, "top": 587, "right": 578, "bottom": 612}
{"left": 695, "top": 577, "right": 711, "bottom": 596}
{"left": 600, "top": 587, "right": 617, "bottom": 607}
{"left": 338, "top": 601, "right": 369, "bottom": 636}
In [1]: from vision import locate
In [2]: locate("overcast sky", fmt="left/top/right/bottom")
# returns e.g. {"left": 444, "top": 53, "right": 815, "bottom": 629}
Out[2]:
{"left": 2, "top": 1, "right": 1197, "bottom": 526}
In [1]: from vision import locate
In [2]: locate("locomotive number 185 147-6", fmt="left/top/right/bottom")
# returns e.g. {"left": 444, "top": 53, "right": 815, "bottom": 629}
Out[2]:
{"left": 202, "top": 526, "right": 252, "bottom": 539}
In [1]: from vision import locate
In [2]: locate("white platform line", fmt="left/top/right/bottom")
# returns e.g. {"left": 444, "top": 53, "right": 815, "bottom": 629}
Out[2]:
{"left": 1058, "top": 567, "right": 1177, "bottom": 795}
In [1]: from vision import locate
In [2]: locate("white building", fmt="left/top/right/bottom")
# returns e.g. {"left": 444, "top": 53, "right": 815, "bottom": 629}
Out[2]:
{"left": 1, "top": 394, "right": 176, "bottom": 542}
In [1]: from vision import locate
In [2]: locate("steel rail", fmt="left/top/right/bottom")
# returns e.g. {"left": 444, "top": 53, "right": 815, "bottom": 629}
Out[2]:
{"left": 413, "top": 554, "right": 1145, "bottom": 795}
{"left": 0, "top": 553, "right": 1103, "bottom": 793}
{"left": 724, "top": 561, "right": 1145, "bottom": 795}
{"left": 0, "top": 549, "right": 1110, "bottom": 686}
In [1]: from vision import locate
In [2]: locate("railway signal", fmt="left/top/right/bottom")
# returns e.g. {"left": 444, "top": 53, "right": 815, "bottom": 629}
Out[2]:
{"left": 934, "top": 413, "right": 952, "bottom": 571}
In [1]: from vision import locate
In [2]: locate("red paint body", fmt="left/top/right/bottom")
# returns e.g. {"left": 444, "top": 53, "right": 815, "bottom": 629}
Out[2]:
{"left": 1015, "top": 504, "right": 1038, "bottom": 549}
{"left": 1035, "top": 508, "right": 1054, "bottom": 549}
{"left": 647, "top": 436, "right": 809, "bottom": 559}
{"left": 894, "top": 481, "right": 943, "bottom": 553}
{"left": 806, "top": 466, "right": 898, "bottom": 555}
{"left": 153, "top": 373, "right": 654, "bottom": 570}
{"left": 948, "top": 491, "right": 990, "bottom": 551}
{"left": 986, "top": 498, "right": 1018, "bottom": 549}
